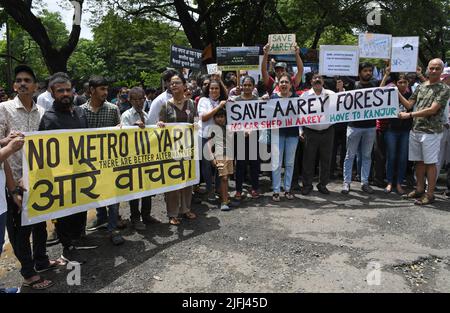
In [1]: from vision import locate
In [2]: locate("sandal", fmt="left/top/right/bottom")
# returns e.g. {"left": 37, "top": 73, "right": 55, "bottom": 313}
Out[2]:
{"left": 272, "top": 193, "right": 280, "bottom": 202}
{"left": 181, "top": 211, "right": 197, "bottom": 219}
{"left": 403, "top": 190, "right": 424, "bottom": 199}
{"left": 285, "top": 192, "right": 295, "bottom": 200}
{"left": 169, "top": 217, "right": 181, "bottom": 225}
{"left": 235, "top": 192, "right": 242, "bottom": 201}
{"left": 251, "top": 190, "right": 260, "bottom": 199}
{"left": 414, "top": 194, "right": 435, "bottom": 206}
{"left": 35, "top": 259, "right": 65, "bottom": 273}
{"left": 22, "top": 277, "right": 54, "bottom": 290}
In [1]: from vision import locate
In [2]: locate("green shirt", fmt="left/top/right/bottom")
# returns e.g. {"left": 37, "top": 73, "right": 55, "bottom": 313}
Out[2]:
{"left": 411, "top": 81, "right": 450, "bottom": 134}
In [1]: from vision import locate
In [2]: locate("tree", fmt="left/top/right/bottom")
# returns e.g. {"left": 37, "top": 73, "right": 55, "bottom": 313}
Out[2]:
{"left": 0, "top": 0, "right": 84, "bottom": 73}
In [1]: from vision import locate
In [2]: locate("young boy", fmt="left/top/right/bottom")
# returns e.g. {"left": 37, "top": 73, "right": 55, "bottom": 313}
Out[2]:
{"left": 209, "top": 109, "right": 234, "bottom": 211}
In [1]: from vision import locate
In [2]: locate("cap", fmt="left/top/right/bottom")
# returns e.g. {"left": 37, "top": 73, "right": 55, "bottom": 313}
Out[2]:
{"left": 14, "top": 64, "right": 36, "bottom": 81}
{"left": 274, "top": 62, "right": 287, "bottom": 69}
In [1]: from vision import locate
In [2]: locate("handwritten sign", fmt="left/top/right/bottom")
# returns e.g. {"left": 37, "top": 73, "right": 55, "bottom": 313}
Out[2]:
{"left": 207, "top": 63, "right": 218, "bottom": 74}
{"left": 268, "top": 34, "right": 296, "bottom": 55}
{"left": 170, "top": 45, "right": 203, "bottom": 70}
{"left": 391, "top": 37, "right": 419, "bottom": 73}
{"left": 319, "top": 45, "right": 359, "bottom": 77}
{"left": 358, "top": 33, "right": 392, "bottom": 59}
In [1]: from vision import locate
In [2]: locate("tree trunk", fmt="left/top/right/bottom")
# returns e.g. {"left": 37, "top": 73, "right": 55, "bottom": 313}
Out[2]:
{"left": 173, "top": 0, "right": 204, "bottom": 49}
{"left": 0, "top": 0, "right": 82, "bottom": 74}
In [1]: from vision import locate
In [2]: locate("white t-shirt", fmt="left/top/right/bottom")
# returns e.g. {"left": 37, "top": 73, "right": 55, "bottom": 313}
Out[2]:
{"left": 147, "top": 90, "right": 172, "bottom": 125}
{"left": 36, "top": 90, "right": 54, "bottom": 111}
{"left": 300, "top": 88, "right": 335, "bottom": 131}
{"left": 0, "top": 168, "right": 6, "bottom": 215}
{"left": 197, "top": 97, "right": 220, "bottom": 138}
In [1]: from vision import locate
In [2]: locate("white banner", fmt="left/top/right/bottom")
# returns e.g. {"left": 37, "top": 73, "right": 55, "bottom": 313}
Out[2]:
{"left": 226, "top": 87, "right": 399, "bottom": 131}
{"left": 358, "top": 33, "right": 392, "bottom": 59}
{"left": 391, "top": 37, "right": 419, "bottom": 73}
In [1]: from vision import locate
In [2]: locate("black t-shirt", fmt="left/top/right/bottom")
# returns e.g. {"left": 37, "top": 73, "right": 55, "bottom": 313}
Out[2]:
{"left": 39, "top": 104, "right": 88, "bottom": 131}
{"left": 348, "top": 80, "right": 380, "bottom": 128}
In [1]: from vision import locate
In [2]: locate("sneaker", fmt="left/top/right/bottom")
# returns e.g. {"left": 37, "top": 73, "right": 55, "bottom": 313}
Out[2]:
{"left": 361, "top": 184, "right": 374, "bottom": 194}
{"left": 132, "top": 220, "right": 146, "bottom": 231}
{"left": 86, "top": 219, "right": 107, "bottom": 231}
{"left": 0, "top": 287, "right": 20, "bottom": 293}
{"left": 73, "top": 237, "right": 98, "bottom": 250}
{"left": 207, "top": 192, "right": 217, "bottom": 203}
{"left": 109, "top": 231, "right": 125, "bottom": 246}
{"left": 317, "top": 184, "right": 330, "bottom": 195}
{"left": 341, "top": 183, "right": 350, "bottom": 194}
{"left": 61, "top": 246, "right": 86, "bottom": 264}
{"left": 220, "top": 203, "right": 231, "bottom": 211}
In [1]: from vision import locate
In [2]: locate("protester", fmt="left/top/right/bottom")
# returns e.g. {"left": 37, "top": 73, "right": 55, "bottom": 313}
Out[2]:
{"left": 157, "top": 75, "right": 198, "bottom": 224}
{"left": 342, "top": 62, "right": 378, "bottom": 194}
{"left": 81, "top": 76, "right": 125, "bottom": 245}
{"left": 380, "top": 69, "right": 412, "bottom": 195}
{"left": 234, "top": 76, "right": 260, "bottom": 201}
{"left": 37, "top": 73, "right": 70, "bottom": 111}
{"left": 147, "top": 69, "right": 179, "bottom": 124}
{"left": 0, "top": 65, "right": 56, "bottom": 289}
{"left": 0, "top": 135, "right": 26, "bottom": 293}
{"left": 399, "top": 58, "right": 450, "bottom": 205}
{"left": 271, "top": 73, "right": 300, "bottom": 201}
{"left": 209, "top": 109, "right": 234, "bottom": 211}
{"left": 39, "top": 73, "right": 93, "bottom": 264}
{"left": 143, "top": 87, "right": 157, "bottom": 113}
{"left": 0, "top": 86, "right": 8, "bottom": 102}
{"left": 197, "top": 79, "right": 228, "bottom": 203}
{"left": 261, "top": 43, "right": 304, "bottom": 95}
{"left": 74, "top": 82, "right": 90, "bottom": 106}
{"left": 116, "top": 87, "right": 132, "bottom": 115}
{"left": 436, "top": 67, "right": 450, "bottom": 192}
{"left": 300, "top": 73, "right": 335, "bottom": 195}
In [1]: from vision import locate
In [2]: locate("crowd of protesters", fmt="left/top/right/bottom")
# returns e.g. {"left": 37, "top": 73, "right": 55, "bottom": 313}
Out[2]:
{"left": 0, "top": 41, "right": 449, "bottom": 291}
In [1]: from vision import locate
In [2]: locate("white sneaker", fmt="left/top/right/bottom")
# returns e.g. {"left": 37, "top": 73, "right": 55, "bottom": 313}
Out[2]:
{"left": 341, "top": 183, "right": 350, "bottom": 194}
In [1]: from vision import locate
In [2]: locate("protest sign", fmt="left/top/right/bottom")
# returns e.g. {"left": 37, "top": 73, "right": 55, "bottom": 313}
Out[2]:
{"left": 216, "top": 46, "right": 260, "bottom": 71}
{"left": 319, "top": 45, "right": 359, "bottom": 77}
{"left": 170, "top": 45, "right": 203, "bottom": 69}
{"left": 226, "top": 87, "right": 398, "bottom": 131}
{"left": 207, "top": 63, "right": 218, "bottom": 74}
{"left": 358, "top": 33, "right": 392, "bottom": 59}
{"left": 391, "top": 37, "right": 419, "bottom": 72}
{"left": 268, "top": 34, "right": 296, "bottom": 55}
{"left": 22, "top": 124, "right": 199, "bottom": 225}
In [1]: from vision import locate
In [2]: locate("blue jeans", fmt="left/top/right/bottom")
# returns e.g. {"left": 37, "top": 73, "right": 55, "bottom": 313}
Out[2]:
{"left": 385, "top": 129, "right": 409, "bottom": 185}
{"left": 0, "top": 212, "right": 5, "bottom": 255}
{"left": 343, "top": 127, "right": 376, "bottom": 185}
{"left": 96, "top": 203, "right": 119, "bottom": 232}
{"left": 272, "top": 135, "right": 299, "bottom": 193}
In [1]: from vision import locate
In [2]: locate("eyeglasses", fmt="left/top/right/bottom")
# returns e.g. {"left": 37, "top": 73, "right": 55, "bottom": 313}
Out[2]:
{"left": 15, "top": 78, "right": 33, "bottom": 83}
{"left": 170, "top": 81, "right": 183, "bottom": 86}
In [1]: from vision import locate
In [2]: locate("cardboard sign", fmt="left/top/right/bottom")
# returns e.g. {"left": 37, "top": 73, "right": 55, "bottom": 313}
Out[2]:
{"left": 391, "top": 37, "right": 419, "bottom": 73}
{"left": 207, "top": 63, "right": 218, "bottom": 74}
{"left": 216, "top": 46, "right": 260, "bottom": 71}
{"left": 358, "top": 33, "right": 392, "bottom": 59}
{"left": 268, "top": 34, "right": 296, "bottom": 55}
{"left": 170, "top": 45, "right": 203, "bottom": 70}
{"left": 319, "top": 45, "right": 359, "bottom": 77}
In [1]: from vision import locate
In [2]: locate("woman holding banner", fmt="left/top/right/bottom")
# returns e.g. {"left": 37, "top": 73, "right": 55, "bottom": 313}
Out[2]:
{"left": 158, "top": 74, "right": 198, "bottom": 225}
{"left": 380, "top": 68, "right": 412, "bottom": 195}
{"left": 233, "top": 76, "right": 261, "bottom": 201}
{"left": 271, "top": 73, "right": 300, "bottom": 202}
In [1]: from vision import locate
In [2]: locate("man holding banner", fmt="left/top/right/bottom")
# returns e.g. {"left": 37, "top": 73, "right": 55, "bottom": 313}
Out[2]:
{"left": 38, "top": 74, "right": 91, "bottom": 264}
{"left": 399, "top": 58, "right": 450, "bottom": 205}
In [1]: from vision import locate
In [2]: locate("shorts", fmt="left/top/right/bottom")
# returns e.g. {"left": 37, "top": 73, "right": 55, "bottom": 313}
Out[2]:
{"left": 409, "top": 131, "right": 443, "bottom": 164}
{"left": 215, "top": 158, "right": 234, "bottom": 177}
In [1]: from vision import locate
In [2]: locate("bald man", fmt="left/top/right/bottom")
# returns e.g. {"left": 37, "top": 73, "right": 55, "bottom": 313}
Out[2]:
{"left": 398, "top": 58, "right": 450, "bottom": 205}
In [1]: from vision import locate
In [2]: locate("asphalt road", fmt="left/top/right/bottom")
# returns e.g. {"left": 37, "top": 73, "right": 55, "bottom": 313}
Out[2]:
{"left": 1, "top": 177, "right": 450, "bottom": 293}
